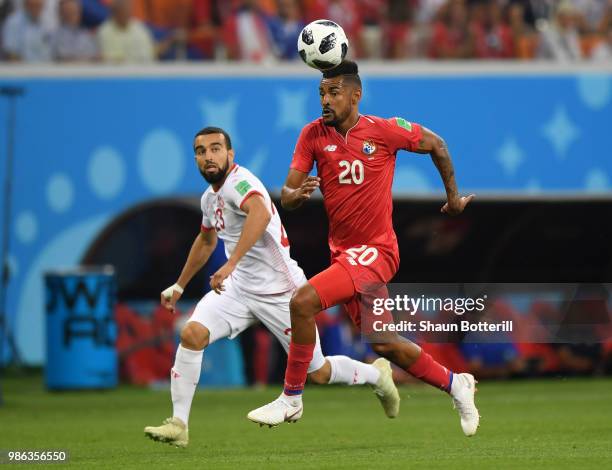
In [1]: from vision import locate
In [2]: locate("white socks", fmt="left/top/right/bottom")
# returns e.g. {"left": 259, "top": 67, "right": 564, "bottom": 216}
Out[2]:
{"left": 171, "top": 344, "right": 204, "bottom": 425}
{"left": 170, "top": 349, "right": 379, "bottom": 421}
{"left": 326, "top": 355, "right": 380, "bottom": 386}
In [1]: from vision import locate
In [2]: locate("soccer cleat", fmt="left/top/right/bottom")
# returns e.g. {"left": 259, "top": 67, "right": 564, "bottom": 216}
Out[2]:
{"left": 450, "top": 373, "right": 480, "bottom": 437}
{"left": 247, "top": 395, "right": 303, "bottom": 427}
{"left": 371, "top": 358, "right": 400, "bottom": 418}
{"left": 144, "top": 417, "right": 189, "bottom": 448}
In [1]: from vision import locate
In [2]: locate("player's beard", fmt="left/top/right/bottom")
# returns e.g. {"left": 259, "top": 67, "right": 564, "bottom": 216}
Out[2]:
{"left": 200, "top": 156, "right": 229, "bottom": 184}
{"left": 322, "top": 107, "right": 349, "bottom": 127}
{"left": 322, "top": 107, "right": 337, "bottom": 126}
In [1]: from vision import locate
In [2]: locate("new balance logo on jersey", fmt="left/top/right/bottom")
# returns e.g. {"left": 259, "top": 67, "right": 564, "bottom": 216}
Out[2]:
{"left": 323, "top": 145, "right": 337, "bottom": 152}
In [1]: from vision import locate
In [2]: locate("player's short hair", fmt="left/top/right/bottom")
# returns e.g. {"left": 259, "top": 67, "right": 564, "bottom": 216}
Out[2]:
{"left": 194, "top": 126, "right": 233, "bottom": 150}
{"left": 322, "top": 60, "right": 362, "bottom": 89}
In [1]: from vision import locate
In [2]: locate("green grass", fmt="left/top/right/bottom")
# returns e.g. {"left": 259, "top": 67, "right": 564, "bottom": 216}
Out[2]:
{"left": 1, "top": 376, "right": 612, "bottom": 469}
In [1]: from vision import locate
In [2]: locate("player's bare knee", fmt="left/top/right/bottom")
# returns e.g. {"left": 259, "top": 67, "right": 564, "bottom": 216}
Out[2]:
{"left": 180, "top": 322, "right": 209, "bottom": 350}
{"left": 290, "top": 291, "right": 316, "bottom": 319}
{"left": 290, "top": 283, "right": 321, "bottom": 319}
{"left": 371, "top": 342, "right": 396, "bottom": 358}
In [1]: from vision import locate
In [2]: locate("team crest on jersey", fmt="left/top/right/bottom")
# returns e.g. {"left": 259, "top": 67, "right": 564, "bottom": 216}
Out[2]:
{"left": 362, "top": 140, "right": 376, "bottom": 155}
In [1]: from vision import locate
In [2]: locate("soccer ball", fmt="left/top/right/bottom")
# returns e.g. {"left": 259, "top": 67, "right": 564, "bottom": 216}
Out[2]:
{"left": 297, "top": 19, "right": 349, "bottom": 71}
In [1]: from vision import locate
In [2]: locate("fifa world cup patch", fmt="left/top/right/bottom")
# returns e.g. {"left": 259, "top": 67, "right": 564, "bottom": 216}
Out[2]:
{"left": 362, "top": 140, "right": 377, "bottom": 155}
{"left": 234, "top": 180, "right": 252, "bottom": 196}
{"left": 395, "top": 117, "right": 413, "bottom": 131}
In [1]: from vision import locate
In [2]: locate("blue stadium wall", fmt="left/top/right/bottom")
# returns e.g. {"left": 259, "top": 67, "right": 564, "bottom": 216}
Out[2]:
{"left": 0, "top": 64, "right": 611, "bottom": 364}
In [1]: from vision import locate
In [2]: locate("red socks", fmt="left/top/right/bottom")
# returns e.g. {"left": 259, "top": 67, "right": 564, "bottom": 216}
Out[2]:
{"left": 283, "top": 342, "right": 315, "bottom": 396}
{"left": 407, "top": 351, "right": 454, "bottom": 393}
{"left": 284, "top": 345, "right": 453, "bottom": 395}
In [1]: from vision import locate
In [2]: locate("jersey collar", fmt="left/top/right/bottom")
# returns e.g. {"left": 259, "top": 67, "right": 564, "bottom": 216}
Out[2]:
{"left": 334, "top": 114, "right": 362, "bottom": 144}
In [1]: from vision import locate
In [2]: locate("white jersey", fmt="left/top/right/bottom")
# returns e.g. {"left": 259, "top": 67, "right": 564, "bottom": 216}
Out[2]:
{"left": 200, "top": 164, "right": 306, "bottom": 295}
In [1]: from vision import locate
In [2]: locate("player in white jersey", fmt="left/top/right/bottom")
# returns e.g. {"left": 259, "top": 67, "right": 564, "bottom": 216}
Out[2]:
{"left": 144, "top": 127, "right": 400, "bottom": 447}
{"left": 200, "top": 164, "right": 303, "bottom": 296}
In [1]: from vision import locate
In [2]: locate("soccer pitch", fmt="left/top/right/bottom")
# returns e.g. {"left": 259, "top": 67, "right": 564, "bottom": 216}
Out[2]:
{"left": 1, "top": 376, "right": 611, "bottom": 469}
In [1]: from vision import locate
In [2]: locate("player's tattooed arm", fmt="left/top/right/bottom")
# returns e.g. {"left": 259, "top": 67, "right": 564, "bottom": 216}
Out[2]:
{"left": 415, "top": 127, "right": 475, "bottom": 216}
{"left": 210, "top": 194, "right": 271, "bottom": 294}
{"left": 281, "top": 169, "right": 320, "bottom": 210}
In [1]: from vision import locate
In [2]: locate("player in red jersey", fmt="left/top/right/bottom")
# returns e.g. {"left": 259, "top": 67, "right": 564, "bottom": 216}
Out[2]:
{"left": 248, "top": 61, "right": 479, "bottom": 436}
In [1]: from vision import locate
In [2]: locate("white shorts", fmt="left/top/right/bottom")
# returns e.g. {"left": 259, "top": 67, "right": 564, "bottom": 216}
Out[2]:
{"left": 188, "top": 276, "right": 326, "bottom": 373}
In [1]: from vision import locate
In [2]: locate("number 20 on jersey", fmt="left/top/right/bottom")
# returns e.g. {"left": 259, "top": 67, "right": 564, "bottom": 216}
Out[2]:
{"left": 338, "top": 160, "right": 364, "bottom": 185}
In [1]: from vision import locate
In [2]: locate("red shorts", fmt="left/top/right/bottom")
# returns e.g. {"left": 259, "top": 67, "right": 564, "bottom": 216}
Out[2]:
{"left": 309, "top": 245, "right": 398, "bottom": 332}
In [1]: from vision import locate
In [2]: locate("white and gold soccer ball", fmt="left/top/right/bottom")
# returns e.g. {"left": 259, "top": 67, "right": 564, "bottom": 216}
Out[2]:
{"left": 297, "top": 19, "right": 349, "bottom": 71}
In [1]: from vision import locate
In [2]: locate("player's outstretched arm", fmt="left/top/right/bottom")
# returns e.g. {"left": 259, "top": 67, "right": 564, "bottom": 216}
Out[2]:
{"left": 209, "top": 194, "right": 271, "bottom": 293}
{"left": 281, "top": 169, "right": 320, "bottom": 211}
{"left": 414, "top": 127, "right": 475, "bottom": 216}
{"left": 161, "top": 229, "right": 217, "bottom": 312}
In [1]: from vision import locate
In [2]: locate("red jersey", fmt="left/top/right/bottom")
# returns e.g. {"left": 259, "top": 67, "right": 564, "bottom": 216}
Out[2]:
{"left": 291, "top": 114, "right": 423, "bottom": 279}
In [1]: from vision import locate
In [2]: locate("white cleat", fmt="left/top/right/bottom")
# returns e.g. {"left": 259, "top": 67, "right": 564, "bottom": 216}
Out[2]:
{"left": 450, "top": 373, "right": 480, "bottom": 437}
{"left": 144, "top": 417, "right": 189, "bottom": 448}
{"left": 247, "top": 395, "right": 303, "bottom": 427}
{"left": 371, "top": 358, "right": 401, "bottom": 418}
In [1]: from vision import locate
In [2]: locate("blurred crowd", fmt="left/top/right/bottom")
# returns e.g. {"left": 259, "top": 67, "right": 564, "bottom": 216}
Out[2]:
{"left": 322, "top": 296, "right": 612, "bottom": 384}
{"left": 1, "top": 0, "right": 610, "bottom": 63}
{"left": 115, "top": 294, "right": 612, "bottom": 386}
